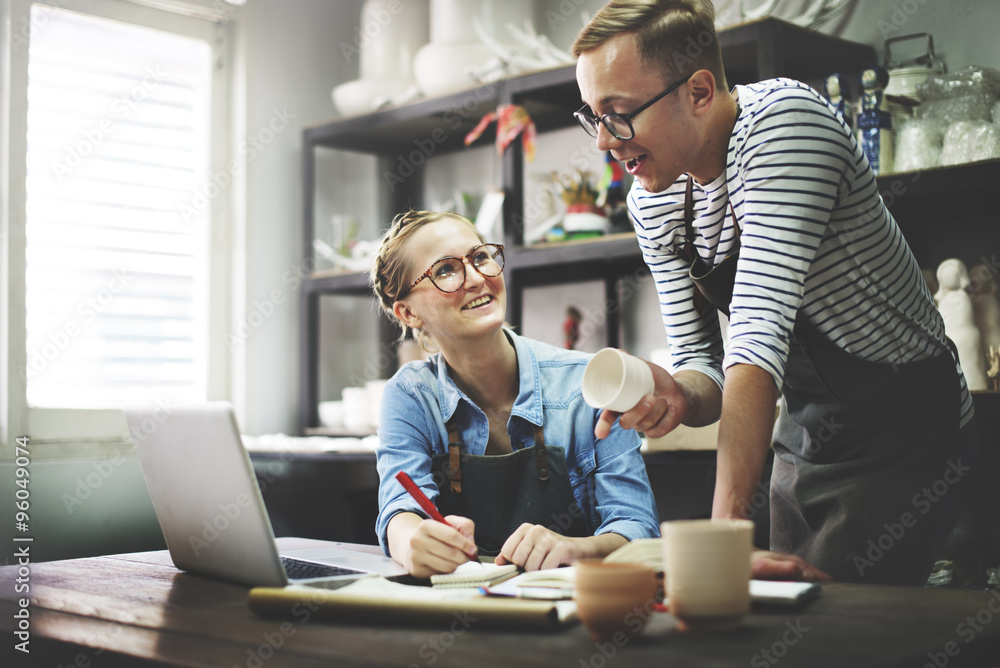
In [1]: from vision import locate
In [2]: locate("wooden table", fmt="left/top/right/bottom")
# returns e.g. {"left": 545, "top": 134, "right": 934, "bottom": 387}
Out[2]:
{"left": 3, "top": 538, "right": 1000, "bottom": 668}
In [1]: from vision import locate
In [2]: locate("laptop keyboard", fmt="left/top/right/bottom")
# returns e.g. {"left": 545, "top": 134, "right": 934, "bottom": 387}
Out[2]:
{"left": 280, "top": 556, "right": 364, "bottom": 580}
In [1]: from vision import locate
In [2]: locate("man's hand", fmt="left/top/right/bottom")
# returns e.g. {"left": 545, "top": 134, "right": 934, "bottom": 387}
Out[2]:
{"left": 751, "top": 550, "right": 832, "bottom": 582}
{"left": 495, "top": 525, "right": 628, "bottom": 571}
{"left": 595, "top": 361, "right": 698, "bottom": 440}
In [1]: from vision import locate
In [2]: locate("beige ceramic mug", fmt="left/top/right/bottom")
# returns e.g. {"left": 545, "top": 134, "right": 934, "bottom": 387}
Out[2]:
{"left": 660, "top": 519, "right": 754, "bottom": 632}
{"left": 581, "top": 348, "right": 655, "bottom": 412}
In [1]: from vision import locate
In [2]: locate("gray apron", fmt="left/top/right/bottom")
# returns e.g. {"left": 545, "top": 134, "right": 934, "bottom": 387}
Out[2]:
{"left": 430, "top": 417, "right": 590, "bottom": 556}
{"left": 678, "top": 176, "right": 961, "bottom": 585}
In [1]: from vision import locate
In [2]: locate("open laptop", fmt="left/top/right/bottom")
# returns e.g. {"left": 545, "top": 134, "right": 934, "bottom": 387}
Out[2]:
{"left": 125, "top": 401, "right": 407, "bottom": 588}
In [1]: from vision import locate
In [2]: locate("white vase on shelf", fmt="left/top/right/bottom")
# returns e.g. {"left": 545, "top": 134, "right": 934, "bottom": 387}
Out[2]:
{"left": 332, "top": 0, "right": 429, "bottom": 116}
{"left": 413, "top": 0, "right": 535, "bottom": 97}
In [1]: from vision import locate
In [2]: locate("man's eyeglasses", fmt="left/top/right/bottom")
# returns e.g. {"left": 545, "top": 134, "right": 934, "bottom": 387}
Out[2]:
{"left": 574, "top": 73, "right": 693, "bottom": 141}
{"left": 402, "top": 244, "right": 505, "bottom": 296}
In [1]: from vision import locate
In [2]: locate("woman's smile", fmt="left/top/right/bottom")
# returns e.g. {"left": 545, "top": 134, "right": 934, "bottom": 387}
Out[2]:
{"left": 463, "top": 295, "right": 493, "bottom": 310}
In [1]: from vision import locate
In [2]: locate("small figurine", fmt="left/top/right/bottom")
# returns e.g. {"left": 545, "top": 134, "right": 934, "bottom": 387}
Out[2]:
{"left": 935, "top": 259, "right": 988, "bottom": 391}
{"left": 969, "top": 262, "right": 1000, "bottom": 354}
{"left": 987, "top": 346, "right": 1000, "bottom": 391}
{"left": 564, "top": 306, "right": 582, "bottom": 350}
{"left": 857, "top": 65, "right": 894, "bottom": 174}
{"left": 823, "top": 73, "right": 854, "bottom": 131}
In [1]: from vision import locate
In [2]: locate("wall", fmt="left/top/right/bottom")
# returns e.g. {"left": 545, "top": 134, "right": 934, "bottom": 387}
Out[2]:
{"left": 0, "top": 0, "right": 369, "bottom": 563}
{"left": 0, "top": 454, "right": 165, "bottom": 565}
{"left": 238, "top": 0, "right": 370, "bottom": 436}
{"left": 9, "top": 0, "right": 999, "bottom": 562}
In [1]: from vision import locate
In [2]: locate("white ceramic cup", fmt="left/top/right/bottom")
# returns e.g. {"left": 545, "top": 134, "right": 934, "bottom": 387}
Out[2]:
{"left": 581, "top": 348, "right": 655, "bottom": 412}
{"left": 341, "top": 387, "right": 371, "bottom": 433}
{"left": 660, "top": 519, "right": 754, "bottom": 632}
{"left": 317, "top": 401, "right": 344, "bottom": 429}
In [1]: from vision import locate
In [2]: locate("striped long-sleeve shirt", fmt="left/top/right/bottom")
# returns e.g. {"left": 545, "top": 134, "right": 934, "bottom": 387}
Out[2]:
{"left": 629, "top": 78, "right": 973, "bottom": 427}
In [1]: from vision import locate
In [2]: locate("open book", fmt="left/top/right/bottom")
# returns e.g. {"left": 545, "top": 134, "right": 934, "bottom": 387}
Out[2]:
{"left": 483, "top": 567, "right": 576, "bottom": 600}
{"left": 485, "top": 538, "right": 820, "bottom": 605}
{"left": 602, "top": 538, "right": 664, "bottom": 570}
{"left": 430, "top": 561, "right": 519, "bottom": 589}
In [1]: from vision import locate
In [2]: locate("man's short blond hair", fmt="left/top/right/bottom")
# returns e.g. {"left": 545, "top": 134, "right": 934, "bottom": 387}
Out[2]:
{"left": 572, "top": 0, "right": 727, "bottom": 90}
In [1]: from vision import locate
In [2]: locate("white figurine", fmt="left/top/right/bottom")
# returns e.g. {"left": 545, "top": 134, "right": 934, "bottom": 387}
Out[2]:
{"left": 935, "top": 259, "right": 988, "bottom": 391}
{"left": 969, "top": 262, "right": 1000, "bottom": 355}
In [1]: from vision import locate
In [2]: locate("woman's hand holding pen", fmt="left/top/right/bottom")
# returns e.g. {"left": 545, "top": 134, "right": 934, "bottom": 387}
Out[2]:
{"left": 388, "top": 512, "right": 479, "bottom": 578}
{"left": 407, "top": 514, "right": 478, "bottom": 577}
{"left": 390, "top": 471, "right": 479, "bottom": 576}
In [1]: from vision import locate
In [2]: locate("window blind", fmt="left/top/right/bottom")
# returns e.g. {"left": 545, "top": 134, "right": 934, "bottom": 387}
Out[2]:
{"left": 24, "top": 5, "right": 212, "bottom": 408}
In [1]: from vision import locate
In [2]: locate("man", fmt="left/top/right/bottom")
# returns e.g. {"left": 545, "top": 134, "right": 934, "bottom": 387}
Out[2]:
{"left": 572, "top": 0, "right": 977, "bottom": 585}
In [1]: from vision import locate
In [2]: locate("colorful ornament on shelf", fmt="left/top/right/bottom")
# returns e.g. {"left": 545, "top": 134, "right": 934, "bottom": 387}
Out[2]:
{"left": 556, "top": 169, "right": 606, "bottom": 239}
{"left": 857, "top": 65, "right": 894, "bottom": 174}
{"left": 464, "top": 103, "right": 537, "bottom": 161}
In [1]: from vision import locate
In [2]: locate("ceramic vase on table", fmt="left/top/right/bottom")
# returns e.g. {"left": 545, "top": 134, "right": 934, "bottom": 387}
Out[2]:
{"left": 332, "top": 0, "right": 429, "bottom": 116}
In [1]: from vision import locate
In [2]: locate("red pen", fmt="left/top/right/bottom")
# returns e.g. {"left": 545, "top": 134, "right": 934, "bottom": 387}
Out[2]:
{"left": 395, "top": 471, "right": 448, "bottom": 524}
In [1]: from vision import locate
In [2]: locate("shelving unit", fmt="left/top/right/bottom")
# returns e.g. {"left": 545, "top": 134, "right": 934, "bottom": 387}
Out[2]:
{"left": 298, "top": 16, "right": 997, "bottom": 434}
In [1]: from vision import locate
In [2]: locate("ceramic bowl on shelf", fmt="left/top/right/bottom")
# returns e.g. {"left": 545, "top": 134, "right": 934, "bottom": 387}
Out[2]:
{"left": 412, "top": 41, "right": 496, "bottom": 97}
{"left": 332, "top": 78, "right": 416, "bottom": 117}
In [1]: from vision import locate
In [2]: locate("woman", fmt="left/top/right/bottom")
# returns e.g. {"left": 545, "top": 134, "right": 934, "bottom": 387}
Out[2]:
{"left": 371, "top": 210, "right": 660, "bottom": 577}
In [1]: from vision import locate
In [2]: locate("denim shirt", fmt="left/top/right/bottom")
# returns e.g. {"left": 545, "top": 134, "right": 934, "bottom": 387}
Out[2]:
{"left": 374, "top": 329, "right": 660, "bottom": 554}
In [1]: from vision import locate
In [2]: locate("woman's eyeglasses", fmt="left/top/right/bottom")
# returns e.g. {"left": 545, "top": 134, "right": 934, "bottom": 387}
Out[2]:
{"left": 402, "top": 244, "right": 505, "bottom": 296}
{"left": 574, "top": 73, "right": 693, "bottom": 141}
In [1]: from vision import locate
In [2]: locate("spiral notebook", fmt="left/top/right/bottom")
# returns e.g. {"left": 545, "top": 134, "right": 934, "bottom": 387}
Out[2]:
{"left": 430, "top": 562, "right": 519, "bottom": 589}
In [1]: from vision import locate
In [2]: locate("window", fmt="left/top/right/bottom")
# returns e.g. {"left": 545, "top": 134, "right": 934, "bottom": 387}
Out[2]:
{"left": 2, "top": 0, "right": 234, "bottom": 445}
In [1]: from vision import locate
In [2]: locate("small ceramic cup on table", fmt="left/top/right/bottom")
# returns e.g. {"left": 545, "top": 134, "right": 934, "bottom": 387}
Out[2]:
{"left": 660, "top": 519, "right": 754, "bottom": 633}
{"left": 581, "top": 348, "right": 655, "bottom": 413}
{"left": 574, "top": 559, "right": 659, "bottom": 643}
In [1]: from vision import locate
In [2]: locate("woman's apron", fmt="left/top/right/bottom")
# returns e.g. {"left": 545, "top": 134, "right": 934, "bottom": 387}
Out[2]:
{"left": 678, "top": 176, "right": 961, "bottom": 584}
{"left": 429, "top": 417, "right": 590, "bottom": 556}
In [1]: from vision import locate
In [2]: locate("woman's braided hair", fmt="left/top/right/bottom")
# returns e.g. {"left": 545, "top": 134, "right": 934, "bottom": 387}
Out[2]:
{"left": 370, "top": 209, "right": 485, "bottom": 349}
